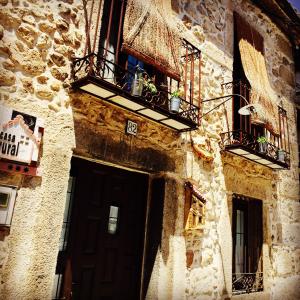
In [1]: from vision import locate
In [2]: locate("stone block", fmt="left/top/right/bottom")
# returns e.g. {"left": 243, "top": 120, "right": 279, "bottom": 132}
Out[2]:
{"left": 0, "top": 9, "right": 21, "bottom": 29}
{"left": 272, "top": 247, "right": 293, "bottom": 276}
{"left": 0, "top": 67, "right": 15, "bottom": 86}
{"left": 0, "top": 240, "right": 8, "bottom": 268}
{"left": 21, "top": 77, "right": 34, "bottom": 93}
{"left": 0, "top": 24, "right": 3, "bottom": 40}
{"left": 50, "top": 66, "right": 68, "bottom": 81}
{"left": 11, "top": 48, "right": 46, "bottom": 76}
{"left": 53, "top": 44, "right": 75, "bottom": 58}
{"left": 279, "top": 65, "right": 294, "bottom": 87}
{"left": 272, "top": 275, "right": 300, "bottom": 300}
{"left": 39, "top": 21, "right": 56, "bottom": 35}
{"left": 50, "top": 52, "right": 66, "bottom": 67}
{"left": 282, "top": 223, "right": 300, "bottom": 247}
{"left": 2, "top": 59, "right": 15, "bottom": 70}
{"left": 294, "top": 249, "right": 300, "bottom": 274}
{"left": 36, "top": 33, "right": 51, "bottom": 50}
{"left": 62, "top": 31, "right": 81, "bottom": 48}
{"left": 22, "top": 15, "right": 35, "bottom": 25}
{"left": 53, "top": 31, "right": 64, "bottom": 44}
{"left": 279, "top": 177, "right": 299, "bottom": 201}
{"left": 37, "top": 75, "right": 49, "bottom": 84}
{"left": 56, "top": 18, "right": 69, "bottom": 32}
{"left": 35, "top": 87, "right": 54, "bottom": 100}
{"left": 276, "top": 34, "right": 293, "bottom": 60}
{"left": 279, "top": 199, "right": 300, "bottom": 223}
{"left": 50, "top": 83, "right": 61, "bottom": 92}
{"left": 16, "top": 24, "right": 38, "bottom": 48}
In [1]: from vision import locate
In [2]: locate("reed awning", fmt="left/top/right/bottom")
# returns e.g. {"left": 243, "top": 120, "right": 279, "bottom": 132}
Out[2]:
{"left": 122, "top": 0, "right": 181, "bottom": 81}
{"left": 235, "top": 13, "right": 279, "bottom": 136}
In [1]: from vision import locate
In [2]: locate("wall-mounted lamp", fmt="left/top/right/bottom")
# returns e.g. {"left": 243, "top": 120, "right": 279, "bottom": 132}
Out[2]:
{"left": 200, "top": 94, "right": 256, "bottom": 120}
{"left": 238, "top": 103, "right": 257, "bottom": 115}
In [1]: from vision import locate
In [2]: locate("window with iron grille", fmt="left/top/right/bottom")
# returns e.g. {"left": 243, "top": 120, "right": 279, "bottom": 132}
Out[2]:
{"left": 220, "top": 13, "right": 290, "bottom": 169}
{"left": 232, "top": 194, "right": 263, "bottom": 295}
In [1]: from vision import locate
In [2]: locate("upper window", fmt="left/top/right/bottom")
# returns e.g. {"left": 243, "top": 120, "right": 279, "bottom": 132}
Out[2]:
{"left": 233, "top": 13, "right": 279, "bottom": 137}
{"left": 72, "top": 0, "right": 201, "bottom": 131}
{"left": 98, "top": 0, "right": 180, "bottom": 89}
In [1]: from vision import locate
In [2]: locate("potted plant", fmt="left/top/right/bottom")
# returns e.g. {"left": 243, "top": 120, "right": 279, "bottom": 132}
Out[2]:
{"left": 143, "top": 78, "right": 157, "bottom": 94}
{"left": 257, "top": 136, "right": 268, "bottom": 153}
{"left": 131, "top": 72, "right": 143, "bottom": 97}
{"left": 277, "top": 149, "right": 286, "bottom": 162}
{"left": 169, "top": 90, "right": 182, "bottom": 114}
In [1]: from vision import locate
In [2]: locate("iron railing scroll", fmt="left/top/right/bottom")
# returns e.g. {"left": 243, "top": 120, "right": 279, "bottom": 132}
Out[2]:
{"left": 71, "top": 49, "right": 200, "bottom": 127}
{"left": 220, "top": 80, "right": 290, "bottom": 169}
{"left": 232, "top": 272, "right": 263, "bottom": 295}
{"left": 220, "top": 130, "right": 290, "bottom": 167}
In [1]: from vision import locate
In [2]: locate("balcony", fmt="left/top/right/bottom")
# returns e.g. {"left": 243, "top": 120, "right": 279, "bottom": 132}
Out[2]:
{"left": 70, "top": 0, "right": 202, "bottom": 132}
{"left": 220, "top": 81, "right": 290, "bottom": 170}
{"left": 70, "top": 46, "right": 200, "bottom": 131}
{"left": 221, "top": 130, "right": 290, "bottom": 169}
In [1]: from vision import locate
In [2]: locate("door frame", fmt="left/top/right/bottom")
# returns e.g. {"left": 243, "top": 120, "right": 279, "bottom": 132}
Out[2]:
{"left": 55, "top": 155, "right": 152, "bottom": 300}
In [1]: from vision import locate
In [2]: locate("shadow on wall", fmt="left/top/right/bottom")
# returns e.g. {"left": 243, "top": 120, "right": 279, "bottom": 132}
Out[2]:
{"left": 142, "top": 177, "right": 165, "bottom": 298}
{"left": 73, "top": 118, "right": 177, "bottom": 173}
{"left": 142, "top": 177, "right": 180, "bottom": 298}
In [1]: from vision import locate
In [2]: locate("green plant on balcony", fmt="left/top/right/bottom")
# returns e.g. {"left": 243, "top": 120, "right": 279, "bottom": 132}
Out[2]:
{"left": 143, "top": 77, "right": 157, "bottom": 94}
{"left": 257, "top": 136, "right": 267, "bottom": 143}
{"left": 257, "top": 136, "right": 267, "bottom": 153}
{"left": 169, "top": 89, "right": 184, "bottom": 114}
{"left": 277, "top": 149, "right": 286, "bottom": 162}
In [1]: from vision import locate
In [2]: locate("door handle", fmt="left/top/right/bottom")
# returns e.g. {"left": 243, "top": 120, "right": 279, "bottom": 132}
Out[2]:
{"left": 108, "top": 205, "right": 119, "bottom": 234}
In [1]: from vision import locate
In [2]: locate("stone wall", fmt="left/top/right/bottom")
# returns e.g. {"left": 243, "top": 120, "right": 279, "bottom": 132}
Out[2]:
{"left": 172, "top": 0, "right": 300, "bottom": 299}
{"left": 0, "top": 0, "right": 299, "bottom": 299}
{"left": 0, "top": 0, "right": 82, "bottom": 298}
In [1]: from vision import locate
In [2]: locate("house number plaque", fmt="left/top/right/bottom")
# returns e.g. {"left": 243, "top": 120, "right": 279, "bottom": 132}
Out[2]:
{"left": 126, "top": 120, "right": 138, "bottom": 135}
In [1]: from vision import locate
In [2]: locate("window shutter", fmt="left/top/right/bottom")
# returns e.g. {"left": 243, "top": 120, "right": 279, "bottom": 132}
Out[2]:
{"left": 122, "top": 0, "right": 181, "bottom": 81}
{"left": 234, "top": 12, "right": 280, "bottom": 135}
{"left": 247, "top": 199, "right": 263, "bottom": 273}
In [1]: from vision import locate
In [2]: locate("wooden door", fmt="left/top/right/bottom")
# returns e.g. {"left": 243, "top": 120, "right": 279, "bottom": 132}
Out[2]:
{"left": 68, "top": 158, "right": 148, "bottom": 300}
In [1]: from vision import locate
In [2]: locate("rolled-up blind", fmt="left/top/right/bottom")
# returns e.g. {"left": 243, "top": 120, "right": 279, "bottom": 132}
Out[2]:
{"left": 122, "top": 0, "right": 181, "bottom": 81}
{"left": 235, "top": 13, "right": 279, "bottom": 135}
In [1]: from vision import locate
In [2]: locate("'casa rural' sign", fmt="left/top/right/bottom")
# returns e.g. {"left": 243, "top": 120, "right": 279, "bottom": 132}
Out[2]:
{"left": 0, "top": 104, "right": 44, "bottom": 165}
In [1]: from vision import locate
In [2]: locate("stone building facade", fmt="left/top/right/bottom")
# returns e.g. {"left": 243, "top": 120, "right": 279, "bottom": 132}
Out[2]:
{"left": 0, "top": 0, "right": 299, "bottom": 299}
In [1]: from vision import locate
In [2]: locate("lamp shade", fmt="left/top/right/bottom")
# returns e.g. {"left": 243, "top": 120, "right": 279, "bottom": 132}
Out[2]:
{"left": 238, "top": 104, "right": 256, "bottom": 115}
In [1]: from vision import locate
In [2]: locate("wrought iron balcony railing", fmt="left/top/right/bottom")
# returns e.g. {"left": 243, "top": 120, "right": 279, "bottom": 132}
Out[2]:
{"left": 220, "top": 80, "right": 290, "bottom": 170}
{"left": 70, "top": 51, "right": 200, "bottom": 132}
{"left": 232, "top": 272, "right": 263, "bottom": 295}
{"left": 220, "top": 130, "right": 290, "bottom": 169}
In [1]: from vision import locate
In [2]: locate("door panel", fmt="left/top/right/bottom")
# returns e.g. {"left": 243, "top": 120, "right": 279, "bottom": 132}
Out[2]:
{"left": 68, "top": 158, "right": 148, "bottom": 300}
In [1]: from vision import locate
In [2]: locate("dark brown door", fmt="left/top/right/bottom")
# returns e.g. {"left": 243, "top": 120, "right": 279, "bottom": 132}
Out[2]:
{"left": 68, "top": 157, "right": 148, "bottom": 300}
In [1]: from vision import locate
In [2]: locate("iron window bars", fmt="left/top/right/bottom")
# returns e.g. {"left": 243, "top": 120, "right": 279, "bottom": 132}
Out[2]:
{"left": 71, "top": 43, "right": 200, "bottom": 131}
{"left": 232, "top": 272, "right": 263, "bottom": 295}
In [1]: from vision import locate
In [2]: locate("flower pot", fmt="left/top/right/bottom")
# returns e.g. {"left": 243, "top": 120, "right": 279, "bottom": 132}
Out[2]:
{"left": 277, "top": 150, "right": 286, "bottom": 162}
{"left": 169, "top": 96, "right": 181, "bottom": 113}
{"left": 131, "top": 78, "right": 143, "bottom": 96}
{"left": 258, "top": 142, "right": 267, "bottom": 153}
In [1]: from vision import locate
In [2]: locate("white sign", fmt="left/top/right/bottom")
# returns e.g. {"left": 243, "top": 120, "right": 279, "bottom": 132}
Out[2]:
{"left": 126, "top": 120, "right": 138, "bottom": 135}
{"left": 0, "top": 104, "right": 44, "bottom": 164}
